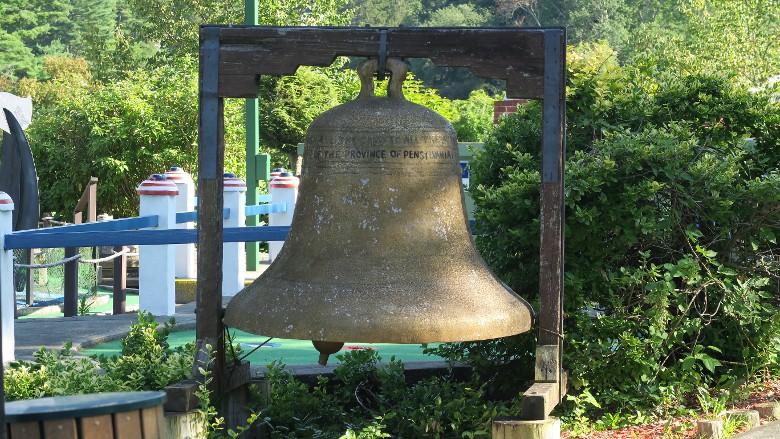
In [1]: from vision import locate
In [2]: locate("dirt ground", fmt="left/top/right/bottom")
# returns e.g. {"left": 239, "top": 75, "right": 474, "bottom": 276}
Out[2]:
{"left": 562, "top": 379, "right": 780, "bottom": 438}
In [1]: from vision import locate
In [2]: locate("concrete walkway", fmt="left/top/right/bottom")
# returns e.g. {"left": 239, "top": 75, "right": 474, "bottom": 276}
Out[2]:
{"left": 13, "top": 267, "right": 272, "bottom": 361}
{"left": 733, "top": 420, "right": 780, "bottom": 438}
{"left": 14, "top": 301, "right": 197, "bottom": 361}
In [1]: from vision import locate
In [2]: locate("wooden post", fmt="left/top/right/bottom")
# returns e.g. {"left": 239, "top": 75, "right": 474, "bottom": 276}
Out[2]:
{"left": 196, "top": 25, "right": 226, "bottom": 401}
{"left": 24, "top": 248, "right": 32, "bottom": 306}
{"left": 65, "top": 177, "right": 98, "bottom": 317}
{"left": 113, "top": 245, "right": 127, "bottom": 314}
{"left": 521, "top": 29, "right": 567, "bottom": 421}
{"left": 63, "top": 246, "right": 78, "bottom": 317}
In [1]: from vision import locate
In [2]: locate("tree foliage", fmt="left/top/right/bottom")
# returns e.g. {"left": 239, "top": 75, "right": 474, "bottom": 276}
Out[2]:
{"left": 0, "top": 0, "right": 135, "bottom": 80}
{"left": 125, "top": 0, "right": 352, "bottom": 61}
{"left": 632, "top": 0, "right": 780, "bottom": 86}
{"left": 23, "top": 58, "right": 245, "bottom": 218}
{"left": 439, "top": 42, "right": 780, "bottom": 418}
{"left": 347, "top": 0, "right": 421, "bottom": 26}
{"left": 122, "top": 0, "right": 243, "bottom": 60}
{"left": 259, "top": 66, "right": 348, "bottom": 163}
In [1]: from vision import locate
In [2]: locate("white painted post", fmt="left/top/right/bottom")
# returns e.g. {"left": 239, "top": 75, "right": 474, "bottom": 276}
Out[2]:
{"left": 164, "top": 166, "right": 196, "bottom": 279}
{"left": 137, "top": 175, "right": 178, "bottom": 316}
{"left": 0, "top": 191, "right": 15, "bottom": 361}
{"left": 268, "top": 172, "right": 299, "bottom": 261}
{"left": 222, "top": 173, "right": 246, "bottom": 297}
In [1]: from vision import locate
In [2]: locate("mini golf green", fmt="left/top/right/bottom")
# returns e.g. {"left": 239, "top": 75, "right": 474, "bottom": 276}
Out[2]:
{"left": 81, "top": 328, "right": 443, "bottom": 366}
{"left": 18, "top": 290, "right": 140, "bottom": 319}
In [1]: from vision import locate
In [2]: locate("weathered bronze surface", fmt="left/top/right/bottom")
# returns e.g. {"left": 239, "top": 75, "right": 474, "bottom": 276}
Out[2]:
{"left": 224, "top": 59, "right": 533, "bottom": 349}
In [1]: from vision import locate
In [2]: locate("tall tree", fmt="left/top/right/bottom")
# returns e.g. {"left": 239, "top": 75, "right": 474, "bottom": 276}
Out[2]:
{"left": 622, "top": 0, "right": 779, "bottom": 87}
{"left": 402, "top": 1, "right": 498, "bottom": 99}
{"left": 0, "top": 30, "right": 40, "bottom": 79}
{"left": 0, "top": 0, "right": 72, "bottom": 78}
{"left": 347, "top": 0, "right": 422, "bottom": 26}
{"left": 0, "top": 0, "right": 134, "bottom": 80}
{"left": 68, "top": 0, "right": 118, "bottom": 55}
{"left": 677, "top": 0, "right": 779, "bottom": 85}
{"left": 125, "top": 0, "right": 352, "bottom": 60}
{"left": 565, "top": 0, "right": 631, "bottom": 51}
{"left": 123, "top": 0, "right": 243, "bottom": 60}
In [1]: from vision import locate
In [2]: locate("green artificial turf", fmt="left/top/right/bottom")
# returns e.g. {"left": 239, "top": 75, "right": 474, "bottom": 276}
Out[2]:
{"left": 17, "top": 290, "right": 140, "bottom": 319}
{"left": 81, "top": 328, "right": 443, "bottom": 366}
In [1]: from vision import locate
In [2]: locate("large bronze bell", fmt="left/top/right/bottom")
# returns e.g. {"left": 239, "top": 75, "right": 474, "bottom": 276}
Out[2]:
{"left": 224, "top": 58, "right": 533, "bottom": 364}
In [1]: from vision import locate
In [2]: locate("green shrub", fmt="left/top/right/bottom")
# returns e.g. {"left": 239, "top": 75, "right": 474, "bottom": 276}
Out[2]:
{"left": 436, "top": 41, "right": 780, "bottom": 421}
{"left": 99, "top": 311, "right": 194, "bottom": 390}
{"left": 261, "top": 349, "right": 516, "bottom": 438}
{"left": 25, "top": 57, "right": 246, "bottom": 218}
{"left": 4, "top": 311, "right": 194, "bottom": 400}
{"left": 4, "top": 343, "right": 126, "bottom": 400}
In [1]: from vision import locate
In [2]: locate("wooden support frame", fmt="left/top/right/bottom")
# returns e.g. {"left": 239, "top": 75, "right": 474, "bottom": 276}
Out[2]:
{"left": 197, "top": 26, "right": 566, "bottom": 417}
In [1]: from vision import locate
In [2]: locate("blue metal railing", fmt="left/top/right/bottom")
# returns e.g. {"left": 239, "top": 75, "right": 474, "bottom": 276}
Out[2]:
{"left": 13, "top": 216, "right": 159, "bottom": 235}
{"left": 175, "top": 203, "right": 286, "bottom": 224}
{"left": 245, "top": 203, "right": 286, "bottom": 216}
{"left": 4, "top": 226, "right": 291, "bottom": 250}
{"left": 4, "top": 194, "right": 291, "bottom": 251}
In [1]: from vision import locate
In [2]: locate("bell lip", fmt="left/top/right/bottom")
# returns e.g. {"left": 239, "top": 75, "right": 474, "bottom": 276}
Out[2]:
{"left": 223, "top": 286, "right": 534, "bottom": 345}
{"left": 222, "top": 313, "right": 534, "bottom": 345}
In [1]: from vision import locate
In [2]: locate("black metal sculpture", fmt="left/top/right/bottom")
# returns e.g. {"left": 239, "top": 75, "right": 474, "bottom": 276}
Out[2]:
{"left": 1, "top": 107, "right": 40, "bottom": 296}
{"left": 0, "top": 108, "right": 39, "bottom": 232}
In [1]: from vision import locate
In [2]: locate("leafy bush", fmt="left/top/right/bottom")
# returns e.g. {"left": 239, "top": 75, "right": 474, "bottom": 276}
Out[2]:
{"left": 24, "top": 57, "right": 246, "bottom": 218}
{"left": 259, "top": 65, "right": 347, "bottom": 166}
{"left": 4, "top": 311, "right": 194, "bottom": 400}
{"left": 261, "top": 349, "right": 516, "bottom": 438}
{"left": 449, "top": 89, "right": 496, "bottom": 143}
{"left": 438, "top": 42, "right": 780, "bottom": 421}
{"left": 98, "top": 311, "right": 194, "bottom": 390}
{"left": 4, "top": 343, "right": 126, "bottom": 400}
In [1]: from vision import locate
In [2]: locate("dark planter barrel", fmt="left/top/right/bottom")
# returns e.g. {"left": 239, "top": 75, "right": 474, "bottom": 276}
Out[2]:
{"left": 5, "top": 391, "right": 167, "bottom": 438}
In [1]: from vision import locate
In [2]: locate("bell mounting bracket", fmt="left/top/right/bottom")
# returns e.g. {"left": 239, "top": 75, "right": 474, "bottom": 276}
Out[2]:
{"left": 377, "top": 29, "right": 388, "bottom": 80}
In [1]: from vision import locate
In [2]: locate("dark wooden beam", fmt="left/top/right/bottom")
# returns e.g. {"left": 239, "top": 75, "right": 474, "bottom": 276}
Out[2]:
{"left": 196, "top": 26, "right": 226, "bottom": 400}
{"left": 538, "top": 27, "right": 565, "bottom": 362}
{"left": 524, "top": 28, "right": 566, "bottom": 420}
{"left": 206, "top": 26, "right": 550, "bottom": 99}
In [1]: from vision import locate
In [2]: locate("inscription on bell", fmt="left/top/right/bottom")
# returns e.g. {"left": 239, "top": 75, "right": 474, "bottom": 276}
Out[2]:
{"left": 305, "top": 129, "right": 458, "bottom": 176}
{"left": 312, "top": 149, "right": 454, "bottom": 160}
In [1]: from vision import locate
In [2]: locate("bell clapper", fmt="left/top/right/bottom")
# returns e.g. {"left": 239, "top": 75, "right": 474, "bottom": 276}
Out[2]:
{"left": 312, "top": 340, "right": 345, "bottom": 365}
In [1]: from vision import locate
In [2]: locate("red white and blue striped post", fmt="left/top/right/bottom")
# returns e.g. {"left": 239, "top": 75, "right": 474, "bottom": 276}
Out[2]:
{"left": 137, "top": 175, "right": 178, "bottom": 316}
{"left": 0, "top": 192, "right": 15, "bottom": 361}
{"left": 222, "top": 173, "right": 246, "bottom": 297}
{"left": 268, "top": 171, "right": 299, "bottom": 261}
{"left": 164, "top": 166, "right": 196, "bottom": 279}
